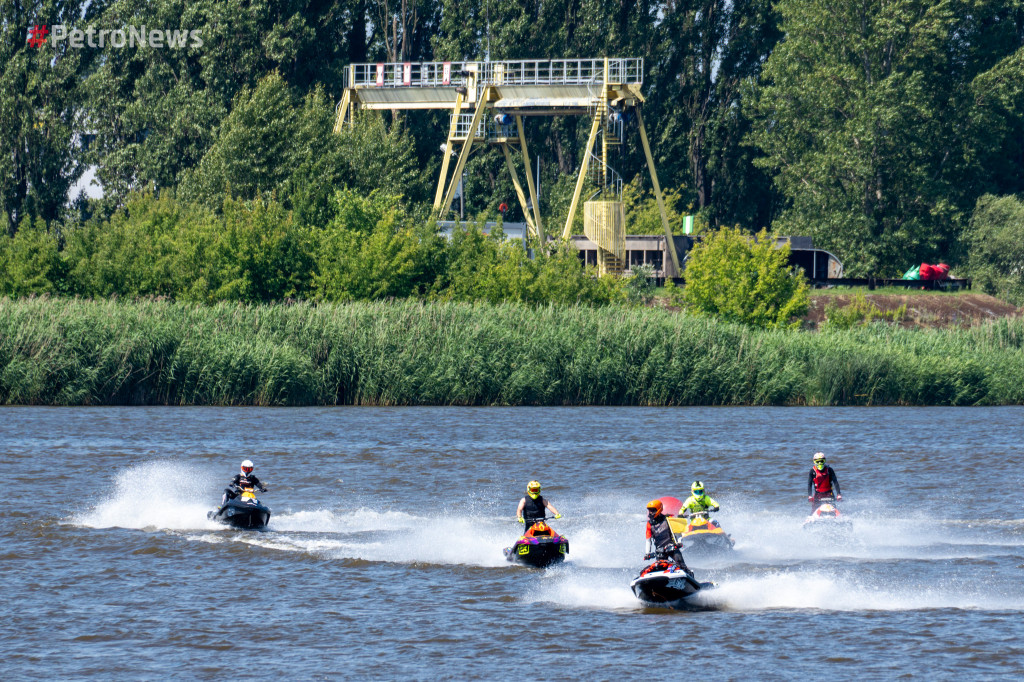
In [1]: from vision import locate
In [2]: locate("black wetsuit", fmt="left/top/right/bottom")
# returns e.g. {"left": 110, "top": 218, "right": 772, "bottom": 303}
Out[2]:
{"left": 522, "top": 495, "right": 548, "bottom": 530}
{"left": 646, "top": 513, "right": 690, "bottom": 573}
{"left": 223, "top": 473, "right": 266, "bottom": 503}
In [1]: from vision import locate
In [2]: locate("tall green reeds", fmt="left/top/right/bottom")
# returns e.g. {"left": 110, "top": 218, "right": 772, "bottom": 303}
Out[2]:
{"left": 1, "top": 297, "right": 1022, "bottom": 406}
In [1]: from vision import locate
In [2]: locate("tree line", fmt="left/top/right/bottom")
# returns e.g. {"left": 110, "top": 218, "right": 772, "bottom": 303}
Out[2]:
{"left": 2, "top": 0, "right": 1023, "bottom": 291}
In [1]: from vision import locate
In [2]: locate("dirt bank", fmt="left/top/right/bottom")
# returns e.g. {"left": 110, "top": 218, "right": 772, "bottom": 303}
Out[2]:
{"left": 806, "top": 293, "right": 1020, "bottom": 328}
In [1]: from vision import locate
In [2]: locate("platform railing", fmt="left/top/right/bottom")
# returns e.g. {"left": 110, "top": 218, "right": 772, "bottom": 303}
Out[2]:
{"left": 346, "top": 58, "right": 643, "bottom": 89}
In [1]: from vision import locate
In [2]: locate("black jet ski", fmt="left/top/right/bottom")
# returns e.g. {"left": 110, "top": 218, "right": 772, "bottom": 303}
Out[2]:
{"left": 208, "top": 487, "right": 271, "bottom": 529}
{"left": 503, "top": 518, "right": 569, "bottom": 568}
{"left": 630, "top": 552, "right": 716, "bottom": 610}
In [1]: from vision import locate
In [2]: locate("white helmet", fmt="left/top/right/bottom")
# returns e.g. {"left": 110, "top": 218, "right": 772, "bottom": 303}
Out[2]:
{"left": 241, "top": 459, "right": 254, "bottom": 475}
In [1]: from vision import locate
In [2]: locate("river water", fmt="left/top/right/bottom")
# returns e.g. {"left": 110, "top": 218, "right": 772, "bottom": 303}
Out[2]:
{"left": 2, "top": 407, "right": 1023, "bottom": 679}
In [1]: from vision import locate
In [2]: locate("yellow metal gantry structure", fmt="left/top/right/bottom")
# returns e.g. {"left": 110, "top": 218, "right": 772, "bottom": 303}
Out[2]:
{"left": 334, "top": 57, "right": 680, "bottom": 274}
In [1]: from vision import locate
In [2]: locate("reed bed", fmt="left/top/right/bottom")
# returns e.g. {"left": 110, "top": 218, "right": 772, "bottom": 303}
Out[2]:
{"left": 1, "top": 298, "right": 1022, "bottom": 406}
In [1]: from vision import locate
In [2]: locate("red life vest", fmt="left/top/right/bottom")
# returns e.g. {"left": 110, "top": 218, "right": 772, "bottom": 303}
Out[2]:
{"left": 813, "top": 466, "right": 832, "bottom": 494}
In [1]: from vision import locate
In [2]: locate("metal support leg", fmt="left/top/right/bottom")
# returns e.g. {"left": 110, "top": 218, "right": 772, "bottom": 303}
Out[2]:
{"left": 562, "top": 111, "right": 602, "bottom": 239}
{"left": 501, "top": 143, "right": 537, "bottom": 237}
{"left": 333, "top": 90, "right": 352, "bottom": 134}
{"left": 433, "top": 93, "right": 465, "bottom": 211}
{"left": 516, "top": 116, "right": 544, "bottom": 241}
{"left": 440, "top": 91, "right": 488, "bottom": 217}
{"left": 637, "top": 108, "right": 681, "bottom": 274}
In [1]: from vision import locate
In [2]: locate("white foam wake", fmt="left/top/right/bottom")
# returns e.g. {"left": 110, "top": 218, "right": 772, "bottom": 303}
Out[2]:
{"left": 75, "top": 460, "right": 220, "bottom": 531}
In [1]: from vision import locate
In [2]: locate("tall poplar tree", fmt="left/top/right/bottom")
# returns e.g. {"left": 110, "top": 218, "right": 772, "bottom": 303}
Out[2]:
{"left": 748, "top": 0, "right": 1024, "bottom": 276}
{"left": 1, "top": 0, "right": 92, "bottom": 230}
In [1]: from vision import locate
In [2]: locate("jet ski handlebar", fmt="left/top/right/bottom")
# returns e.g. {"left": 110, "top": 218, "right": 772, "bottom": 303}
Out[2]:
{"left": 644, "top": 545, "right": 683, "bottom": 560}
{"left": 680, "top": 509, "right": 716, "bottom": 518}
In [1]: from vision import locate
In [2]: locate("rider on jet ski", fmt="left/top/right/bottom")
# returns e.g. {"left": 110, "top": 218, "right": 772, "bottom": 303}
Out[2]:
{"left": 516, "top": 480, "right": 561, "bottom": 531}
{"left": 679, "top": 481, "right": 720, "bottom": 517}
{"left": 807, "top": 452, "right": 841, "bottom": 509}
{"left": 645, "top": 499, "right": 694, "bottom": 578}
{"left": 221, "top": 459, "right": 267, "bottom": 506}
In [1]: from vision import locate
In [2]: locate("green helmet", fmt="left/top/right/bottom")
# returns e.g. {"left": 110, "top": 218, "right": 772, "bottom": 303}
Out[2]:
{"left": 813, "top": 452, "right": 826, "bottom": 469}
{"left": 691, "top": 480, "right": 705, "bottom": 497}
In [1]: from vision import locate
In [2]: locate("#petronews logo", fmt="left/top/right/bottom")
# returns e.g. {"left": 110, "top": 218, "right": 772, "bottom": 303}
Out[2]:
{"left": 27, "top": 24, "right": 203, "bottom": 49}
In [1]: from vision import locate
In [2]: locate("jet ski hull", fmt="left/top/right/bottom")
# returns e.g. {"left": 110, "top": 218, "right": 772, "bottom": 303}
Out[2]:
{"left": 504, "top": 537, "right": 569, "bottom": 568}
{"left": 669, "top": 516, "right": 734, "bottom": 557}
{"left": 680, "top": 530, "right": 735, "bottom": 556}
{"left": 208, "top": 499, "right": 271, "bottom": 529}
{"left": 630, "top": 565, "right": 714, "bottom": 610}
{"left": 803, "top": 501, "right": 851, "bottom": 539}
{"left": 802, "top": 517, "right": 853, "bottom": 539}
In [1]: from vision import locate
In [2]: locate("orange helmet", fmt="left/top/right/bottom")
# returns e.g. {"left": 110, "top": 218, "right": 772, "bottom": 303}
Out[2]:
{"left": 646, "top": 499, "right": 664, "bottom": 515}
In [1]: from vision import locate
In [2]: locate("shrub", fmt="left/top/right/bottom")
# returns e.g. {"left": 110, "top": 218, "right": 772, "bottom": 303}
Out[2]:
{"left": 966, "top": 194, "right": 1024, "bottom": 306}
{"left": 313, "top": 190, "right": 438, "bottom": 301}
{"left": 821, "top": 294, "right": 907, "bottom": 330}
{"left": 683, "top": 226, "right": 809, "bottom": 328}
{"left": 625, "top": 263, "right": 657, "bottom": 304}
{"left": 0, "top": 218, "right": 65, "bottom": 296}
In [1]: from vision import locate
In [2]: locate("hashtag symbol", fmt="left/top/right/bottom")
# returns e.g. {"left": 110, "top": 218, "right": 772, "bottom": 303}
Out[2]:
{"left": 27, "top": 25, "right": 49, "bottom": 48}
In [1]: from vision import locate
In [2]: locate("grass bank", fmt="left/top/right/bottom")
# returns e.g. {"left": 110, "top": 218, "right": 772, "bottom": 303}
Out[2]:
{"left": 2, "top": 298, "right": 1023, "bottom": 406}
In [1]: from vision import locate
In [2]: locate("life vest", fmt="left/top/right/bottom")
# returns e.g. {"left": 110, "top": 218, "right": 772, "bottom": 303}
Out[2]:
{"left": 812, "top": 466, "right": 832, "bottom": 494}
{"left": 523, "top": 495, "right": 547, "bottom": 523}
{"left": 647, "top": 514, "right": 675, "bottom": 550}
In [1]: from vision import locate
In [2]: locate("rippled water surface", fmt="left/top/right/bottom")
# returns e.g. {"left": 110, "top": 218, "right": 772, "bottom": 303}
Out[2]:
{"left": 3, "top": 407, "right": 1024, "bottom": 679}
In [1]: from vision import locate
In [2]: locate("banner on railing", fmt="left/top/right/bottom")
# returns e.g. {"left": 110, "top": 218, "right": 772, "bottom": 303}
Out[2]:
{"left": 442, "top": 62, "right": 451, "bottom": 85}
{"left": 375, "top": 63, "right": 384, "bottom": 87}
{"left": 403, "top": 62, "right": 412, "bottom": 86}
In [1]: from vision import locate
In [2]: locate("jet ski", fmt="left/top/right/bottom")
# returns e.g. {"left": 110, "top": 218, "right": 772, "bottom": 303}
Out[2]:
{"left": 630, "top": 551, "right": 716, "bottom": 610}
{"left": 669, "top": 510, "right": 735, "bottom": 556}
{"left": 503, "top": 518, "right": 569, "bottom": 568}
{"left": 803, "top": 497, "right": 851, "bottom": 535}
{"left": 208, "top": 487, "right": 271, "bottom": 529}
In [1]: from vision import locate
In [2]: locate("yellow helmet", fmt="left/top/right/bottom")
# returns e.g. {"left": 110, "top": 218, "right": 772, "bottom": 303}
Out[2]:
{"left": 691, "top": 480, "right": 705, "bottom": 497}
{"left": 527, "top": 480, "right": 541, "bottom": 496}
{"left": 813, "top": 452, "right": 826, "bottom": 469}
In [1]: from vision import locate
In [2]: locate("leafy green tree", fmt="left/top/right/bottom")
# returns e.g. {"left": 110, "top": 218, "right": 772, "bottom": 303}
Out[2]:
{"left": 622, "top": 177, "right": 693, "bottom": 235}
{"left": 965, "top": 194, "right": 1024, "bottom": 306}
{"left": 0, "top": 217, "right": 64, "bottom": 296}
{"left": 66, "top": 190, "right": 312, "bottom": 302}
{"left": 683, "top": 226, "right": 809, "bottom": 328}
{"left": 65, "top": 191, "right": 213, "bottom": 298}
{"left": 334, "top": 112, "right": 430, "bottom": 204}
{"left": 1, "top": 0, "right": 91, "bottom": 229}
{"left": 84, "top": 0, "right": 357, "bottom": 204}
{"left": 747, "top": 0, "right": 1024, "bottom": 276}
{"left": 625, "top": 263, "right": 656, "bottom": 305}
{"left": 652, "top": 0, "right": 781, "bottom": 227}
{"left": 180, "top": 72, "right": 300, "bottom": 206}
{"left": 969, "top": 48, "right": 1024, "bottom": 198}
{"left": 432, "top": 225, "right": 621, "bottom": 305}
{"left": 313, "top": 190, "right": 439, "bottom": 301}
{"left": 201, "top": 196, "right": 314, "bottom": 302}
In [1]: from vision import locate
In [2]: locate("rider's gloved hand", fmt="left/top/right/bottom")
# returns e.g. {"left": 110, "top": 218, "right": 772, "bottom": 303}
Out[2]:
{"left": 836, "top": 494, "right": 842, "bottom": 500}
{"left": 517, "top": 517, "right": 524, "bottom": 524}
{"left": 808, "top": 496, "right": 814, "bottom": 501}
{"left": 554, "top": 514, "right": 562, "bottom": 519}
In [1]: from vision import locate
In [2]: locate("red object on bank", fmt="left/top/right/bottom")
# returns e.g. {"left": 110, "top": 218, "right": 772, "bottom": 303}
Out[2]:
{"left": 919, "top": 263, "right": 951, "bottom": 281}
